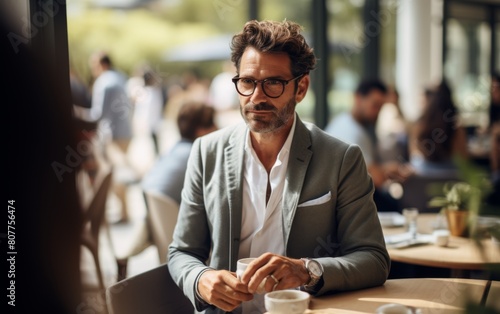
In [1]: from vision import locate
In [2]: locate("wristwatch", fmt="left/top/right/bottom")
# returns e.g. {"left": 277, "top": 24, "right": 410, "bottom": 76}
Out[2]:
{"left": 301, "top": 258, "right": 323, "bottom": 288}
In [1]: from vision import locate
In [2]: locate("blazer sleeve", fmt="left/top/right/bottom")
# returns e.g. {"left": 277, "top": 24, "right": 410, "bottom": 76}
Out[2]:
{"left": 168, "top": 138, "right": 212, "bottom": 311}
{"left": 317, "top": 144, "right": 390, "bottom": 295}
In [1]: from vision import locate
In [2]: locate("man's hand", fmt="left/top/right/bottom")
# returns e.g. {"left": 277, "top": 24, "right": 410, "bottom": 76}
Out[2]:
{"left": 239, "top": 253, "right": 310, "bottom": 294}
{"left": 198, "top": 270, "right": 253, "bottom": 312}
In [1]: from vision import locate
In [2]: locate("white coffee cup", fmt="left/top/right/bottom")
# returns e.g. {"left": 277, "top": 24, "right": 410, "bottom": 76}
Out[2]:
{"left": 236, "top": 257, "right": 266, "bottom": 294}
{"left": 264, "top": 290, "right": 310, "bottom": 314}
{"left": 433, "top": 229, "right": 450, "bottom": 247}
{"left": 376, "top": 303, "right": 414, "bottom": 314}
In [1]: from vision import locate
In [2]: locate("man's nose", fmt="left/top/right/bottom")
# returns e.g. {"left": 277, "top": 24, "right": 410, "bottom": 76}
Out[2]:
{"left": 250, "top": 83, "right": 268, "bottom": 104}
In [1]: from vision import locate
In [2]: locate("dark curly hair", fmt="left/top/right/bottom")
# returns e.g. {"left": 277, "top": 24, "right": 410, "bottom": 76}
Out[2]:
{"left": 177, "top": 102, "right": 216, "bottom": 142}
{"left": 230, "top": 20, "right": 316, "bottom": 77}
{"left": 415, "top": 80, "right": 458, "bottom": 162}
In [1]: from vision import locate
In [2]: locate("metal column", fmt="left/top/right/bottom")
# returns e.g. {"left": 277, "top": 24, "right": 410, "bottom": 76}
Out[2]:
{"left": 311, "top": 0, "right": 329, "bottom": 129}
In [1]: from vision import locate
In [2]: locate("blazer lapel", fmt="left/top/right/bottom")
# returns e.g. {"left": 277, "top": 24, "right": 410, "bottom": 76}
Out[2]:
{"left": 224, "top": 125, "right": 246, "bottom": 270}
{"left": 282, "top": 118, "right": 312, "bottom": 248}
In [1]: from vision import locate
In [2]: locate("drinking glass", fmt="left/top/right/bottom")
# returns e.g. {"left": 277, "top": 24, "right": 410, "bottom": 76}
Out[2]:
{"left": 402, "top": 208, "right": 419, "bottom": 239}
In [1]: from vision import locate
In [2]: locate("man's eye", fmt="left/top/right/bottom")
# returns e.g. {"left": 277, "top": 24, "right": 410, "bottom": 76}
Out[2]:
{"left": 240, "top": 78, "right": 254, "bottom": 84}
{"left": 265, "top": 79, "right": 282, "bottom": 86}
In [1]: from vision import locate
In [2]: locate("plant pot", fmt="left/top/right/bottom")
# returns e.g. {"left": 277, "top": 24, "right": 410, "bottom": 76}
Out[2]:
{"left": 444, "top": 209, "right": 469, "bottom": 237}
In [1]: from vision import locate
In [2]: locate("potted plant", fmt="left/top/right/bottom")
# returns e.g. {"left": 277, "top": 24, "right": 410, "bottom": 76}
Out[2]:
{"left": 428, "top": 182, "right": 478, "bottom": 237}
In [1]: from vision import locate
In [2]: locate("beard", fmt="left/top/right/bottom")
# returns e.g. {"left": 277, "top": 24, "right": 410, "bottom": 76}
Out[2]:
{"left": 240, "top": 97, "right": 296, "bottom": 134}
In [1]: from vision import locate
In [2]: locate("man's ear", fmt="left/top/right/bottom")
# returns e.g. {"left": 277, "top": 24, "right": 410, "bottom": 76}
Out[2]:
{"left": 295, "top": 74, "right": 310, "bottom": 103}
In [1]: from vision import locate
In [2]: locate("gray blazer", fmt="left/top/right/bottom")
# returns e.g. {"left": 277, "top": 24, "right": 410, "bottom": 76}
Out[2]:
{"left": 168, "top": 117, "right": 390, "bottom": 313}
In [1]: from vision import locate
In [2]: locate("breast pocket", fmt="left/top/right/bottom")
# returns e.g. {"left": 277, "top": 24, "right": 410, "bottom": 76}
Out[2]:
{"left": 288, "top": 193, "right": 337, "bottom": 258}
{"left": 297, "top": 191, "right": 332, "bottom": 208}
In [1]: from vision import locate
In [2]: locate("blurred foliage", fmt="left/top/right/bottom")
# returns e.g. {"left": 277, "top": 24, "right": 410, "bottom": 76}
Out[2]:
{"left": 67, "top": 7, "right": 222, "bottom": 83}
{"left": 259, "top": 0, "right": 311, "bottom": 30}
{"left": 157, "top": 0, "right": 247, "bottom": 32}
{"left": 455, "top": 156, "right": 500, "bottom": 301}
{"left": 428, "top": 181, "right": 480, "bottom": 211}
{"left": 66, "top": 0, "right": 396, "bottom": 124}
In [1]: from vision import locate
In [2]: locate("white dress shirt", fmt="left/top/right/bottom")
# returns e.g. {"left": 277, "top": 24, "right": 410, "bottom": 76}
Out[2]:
{"left": 237, "top": 116, "right": 297, "bottom": 313}
{"left": 238, "top": 116, "right": 296, "bottom": 259}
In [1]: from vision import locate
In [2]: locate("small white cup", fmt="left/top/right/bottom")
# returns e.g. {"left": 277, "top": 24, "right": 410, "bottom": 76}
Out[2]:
{"left": 265, "top": 290, "right": 310, "bottom": 314}
{"left": 236, "top": 258, "right": 255, "bottom": 279}
{"left": 236, "top": 258, "right": 266, "bottom": 294}
{"left": 376, "top": 303, "right": 413, "bottom": 314}
{"left": 433, "top": 229, "right": 450, "bottom": 247}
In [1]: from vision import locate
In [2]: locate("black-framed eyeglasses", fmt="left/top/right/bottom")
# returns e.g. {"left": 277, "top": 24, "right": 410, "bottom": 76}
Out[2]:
{"left": 231, "top": 74, "right": 304, "bottom": 98}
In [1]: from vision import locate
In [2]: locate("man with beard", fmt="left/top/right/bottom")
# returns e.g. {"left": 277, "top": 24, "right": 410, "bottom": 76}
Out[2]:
{"left": 325, "top": 80, "right": 413, "bottom": 213}
{"left": 168, "top": 20, "right": 390, "bottom": 314}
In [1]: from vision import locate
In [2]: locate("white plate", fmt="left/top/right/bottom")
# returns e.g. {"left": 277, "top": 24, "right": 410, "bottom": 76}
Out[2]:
{"left": 384, "top": 234, "right": 434, "bottom": 249}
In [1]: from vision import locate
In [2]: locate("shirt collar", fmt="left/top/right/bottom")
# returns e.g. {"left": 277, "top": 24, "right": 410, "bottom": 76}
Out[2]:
{"left": 244, "top": 113, "right": 297, "bottom": 161}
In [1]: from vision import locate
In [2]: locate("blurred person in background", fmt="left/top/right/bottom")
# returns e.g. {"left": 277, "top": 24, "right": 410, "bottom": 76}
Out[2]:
{"left": 409, "top": 80, "right": 468, "bottom": 173}
{"left": 163, "top": 69, "right": 210, "bottom": 129}
{"left": 326, "top": 79, "right": 413, "bottom": 212}
{"left": 128, "top": 64, "right": 165, "bottom": 156}
{"left": 208, "top": 60, "right": 239, "bottom": 112}
{"left": 88, "top": 51, "right": 135, "bottom": 223}
{"left": 142, "top": 101, "right": 217, "bottom": 203}
{"left": 70, "top": 66, "right": 92, "bottom": 109}
{"left": 208, "top": 60, "right": 242, "bottom": 128}
{"left": 488, "top": 74, "right": 500, "bottom": 206}
{"left": 70, "top": 66, "right": 99, "bottom": 189}
{"left": 116, "top": 102, "right": 217, "bottom": 279}
{"left": 489, "top": 73, "right": 500, "bottom": 128}
{"left": 376, "top": 87, "right": 410, "bottom": 163}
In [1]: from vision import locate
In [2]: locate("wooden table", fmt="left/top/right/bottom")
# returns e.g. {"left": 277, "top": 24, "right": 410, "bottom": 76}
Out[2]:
{"left": 384, "top": 214, "right": 500, "bottom": 271}
{"left": 306, "top": 278, "right": 490, "bottom": 314}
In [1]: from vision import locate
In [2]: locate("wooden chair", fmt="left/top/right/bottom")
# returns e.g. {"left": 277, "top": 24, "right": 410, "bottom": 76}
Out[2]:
{"left": 143, "top": 191, "right": 180, "bottom": 264}
{"left": 106, "top": 264, "right": 194, "bottom": 314}
{"left": 81, "top": 169, "right": 113, "bottom": 290}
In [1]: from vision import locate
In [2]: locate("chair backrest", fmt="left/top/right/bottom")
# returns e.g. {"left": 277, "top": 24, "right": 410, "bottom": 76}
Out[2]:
{"left": 143, "top": 191, "right": 180, "bottom": 264}
{"left": 400, "top": 172, "right": 460, "bottom": 213}
{"left": 85, "top": 170, "right": 113, "bottom": 238}
{"left": 106, "top": 264, "right": 194, "bottom": 314}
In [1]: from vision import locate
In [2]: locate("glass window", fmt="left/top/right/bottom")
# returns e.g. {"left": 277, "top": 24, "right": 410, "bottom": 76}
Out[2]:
{"left": 327, "top": 0, "right": 364, "bottom": 120}
{"left": 325, "top": 0, "right": 396, "bottom": 119}
{"left": 445, "top": 3, "right": 492, "bottom": 129}
{"left": 259, "top": 0, "right": 314, "bottom": 122}
{"left": 379, "top": 0, "right": 397, "bottom": 88}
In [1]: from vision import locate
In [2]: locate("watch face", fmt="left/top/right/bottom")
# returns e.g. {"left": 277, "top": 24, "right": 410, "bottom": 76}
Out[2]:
{"left": 309, "top": 260, "right": 323, "bottom": 276}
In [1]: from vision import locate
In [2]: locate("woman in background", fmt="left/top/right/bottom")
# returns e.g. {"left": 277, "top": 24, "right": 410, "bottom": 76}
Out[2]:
{"left": 409, "top": 80, "right": 468, "bottom": 173}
